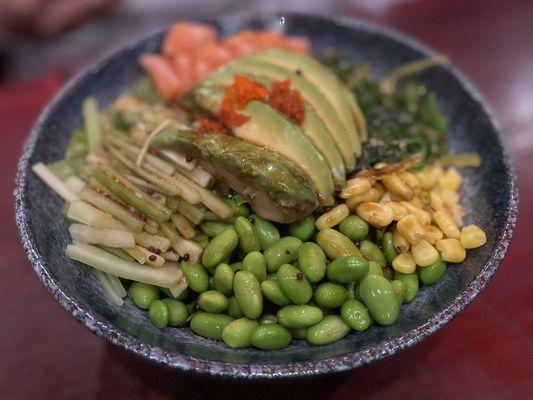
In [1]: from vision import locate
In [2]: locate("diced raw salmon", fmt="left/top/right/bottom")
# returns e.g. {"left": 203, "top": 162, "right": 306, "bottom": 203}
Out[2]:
{"left": 172, "top": 53, "right": 195, "bottom": 88}
{"left": 162, "top": 22, "right": 217, "bottom": 57}
{"left": 140, "top": 54, "right": 181, "bottom": 101}
{"left": 194, "top": 43, "right": 233, "bottom": 70}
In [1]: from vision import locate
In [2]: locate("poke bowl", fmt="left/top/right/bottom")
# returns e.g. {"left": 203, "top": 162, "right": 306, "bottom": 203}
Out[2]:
{"left": 15, "top": 13, "right": 517, "bottom": 378}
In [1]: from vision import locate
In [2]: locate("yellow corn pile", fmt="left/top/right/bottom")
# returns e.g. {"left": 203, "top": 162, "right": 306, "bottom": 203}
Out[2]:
{"left": 341, "top": 162, "right": 486, "bottom": 270}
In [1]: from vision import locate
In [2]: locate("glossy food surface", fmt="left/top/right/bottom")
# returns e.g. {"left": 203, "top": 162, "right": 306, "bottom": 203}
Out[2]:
{"left": 15, "top": 13, "right": 517, "bottom": 377}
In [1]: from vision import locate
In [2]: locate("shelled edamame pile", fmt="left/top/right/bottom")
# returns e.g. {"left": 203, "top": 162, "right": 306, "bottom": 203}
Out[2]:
{"left": 33, "top": 23, "right": 487, "bottom": 350}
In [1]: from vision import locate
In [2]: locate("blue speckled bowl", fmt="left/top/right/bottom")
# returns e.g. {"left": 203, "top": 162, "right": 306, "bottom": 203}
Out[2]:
{"left": 15, "top": 13, "right": 518, "bottom": 378}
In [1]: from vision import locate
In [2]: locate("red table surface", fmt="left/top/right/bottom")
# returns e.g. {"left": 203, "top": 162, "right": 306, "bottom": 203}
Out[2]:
{"left": 1, "top": 1, "right": 532, "bottom": 399}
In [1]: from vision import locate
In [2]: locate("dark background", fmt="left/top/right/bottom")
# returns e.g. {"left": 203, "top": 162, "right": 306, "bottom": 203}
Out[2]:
{"left": 1, "top": 0, "right": 532, "bottom": 398}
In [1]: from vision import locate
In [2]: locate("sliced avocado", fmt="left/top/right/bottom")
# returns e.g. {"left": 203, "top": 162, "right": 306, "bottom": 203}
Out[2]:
{"left": 302, "top": 104, "right": 346, "bottom": 184}
{"left": 341, "top": 84, "right": 368, "bottom": 141}
{"left": 189, "top": 77, "right": 335, "bottom": 205}
{"left": 301, "top": 104, "right": 345, "bottom": 183}
{"left": 248, "top": 49, "right": 363, "bottom": 151}
{"left": 188, "top": 70, "right": 345, "bottom": 184}
{"left": 237, "top": 101, "right": 335, "bottom": 205}
{"left": 228, "top": 58, "right": 356, "bottom": 171}
{"left": 152, "top": 129, "right": 319, "bottom": 223}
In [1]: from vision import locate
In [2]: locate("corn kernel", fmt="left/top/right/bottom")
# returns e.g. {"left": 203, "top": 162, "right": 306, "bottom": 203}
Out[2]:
{"left": 340, "top": 177, "right": 372, "bottom": 199}
{"left": 401, "top": 201, "right": 431, "bottom": 226}
{"left": 411, "top": 196, "right": 424, "bottom": 208}
{"left": 424, "top": 225, "right": 444, "bottom": 245}
{"left": 315, "top": 204, "right": 350, "bottom": 230}
{"left": 425, "top": 164, "right": 444, "bottom": 189}
{"left": 392, "top": 253, "right": 417, "bottom": 274}
{"left": 411, "top": 239, "right": 439, "bottom": 266}
{"left": 382, "top": 174, "right": 414, "bottom": 200}
{"left": 346, "top": 188, "right": 380, "bottom": 211}
{"left": 393, "top": 229, "right": 411, "bottom": 253}
{"left": 396, "top": 214, "right": 426, "bottom": 245}
{"left": 439, "top": 167, "right": 463, "bottom": 191}
{"left": 436, "top": 238, "right": 466, "bottom": 263}
{"left": 399, "top": 171, "right": 421, "bottom": 193}
{"left": 440, "top": 189, "right": 459, "bottom": 204}
{"left": 382, "top": 201, "right": 408, "bottom": 221}
{"left": 419, "top": 191, "right": 431, "bottom": 205}
{"left": 433, "top": 211, "right": 461, "bottom": 239}
{"left": 356, "top": 202, "right": 394, "bottom": 228}
{"left": 430, "top": 189, "right": 445, "bottom": 212}
{"left": 460, "top": 224, "right": 487, "bottom": 249}
{"left": 448, "top": 204, "right": 465, "bottom": 227}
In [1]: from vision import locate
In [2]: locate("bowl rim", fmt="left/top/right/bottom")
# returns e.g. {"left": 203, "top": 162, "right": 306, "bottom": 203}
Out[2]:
{"left": 14, "top": 12, "right": 518, "bottom": 378}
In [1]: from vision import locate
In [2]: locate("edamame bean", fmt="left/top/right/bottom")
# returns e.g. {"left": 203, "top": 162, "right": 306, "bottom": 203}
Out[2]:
{"left": 418, "top": 256, "right": 447, "bottom": 285}
{"left": 277, "top": 305, "right": 323, "bottom": 328}
{"left": 341, "top": 299, "right": 371, "bottom": 331}
{"left": 250, "top": 214, "right": 280, "bottom": 250}
{"left": 307, "top": 315, "right": 350, "bottom": 345}
{"left": 161, "top": 299, "right": 188, "bottom": 326}
{"left": 316, "top": 229, "right": 361, "bottom": 260}
{"left": 327, "top": 255, "right": 369, "bottom": 283}
{"left": 201, "top": 228, "right": 238, "bottom": 269}
{"left": 243, "top": 251, "right": 267, "bottom": 282}
{"left": 314, "top": 282, "right": 347, "bottom": 308}
{"left": 227, "top": 296, "right": 243, "bottom": 317}
{"left": 359, "top": 274, "right": 400, "bottom": 326}
{"left": 264, "top": 237, "right": 302, "bottom": 272}
{"left": 288, "top": 215, "right": 316, "bottom": 241}
{"left": 129, "top": 282, "right": 159, "bottom": 310}
{"left": 339, "top": 215, "right": 369, "bottom": 241}
{"left": 393, "top": 271, "right": 419, "bottom": 303}
{"left": 251, "top": 324, "right": 292, "bottom": 350}
{"left": 190, "top": 312, "right": 233, "bottom": 340}
{"left": 261, "top": 280, "right": 290, "bottom": 306}
{"left": 360, "top": 240, "right": 387, "bottom": 268}
{"left": 181, "top": 261, "right": 209, "bottom": 293}
{"left": 193, "top": 233, "right": 209, "bottom": 248}
{"left": 213, "top": 263, "right": 234, "bottom": 296}
{"left": 391, "top": 280, "right": 406, "bottom": 303}
{"left": 259, "top": 314, "right": 278, "bottom": 325}
{"left": 148, "top": 300, "right": 169, "bottom": 329}
{"left": 290, "top": 327, "right": 307, "bottom": 340}
{"left": 201, "top": 221, "right": 232, "bottom": 237}
{"left": 298, "top": 242, "right": 327, "bottom": 282}
{"left": 234, "top": 216, "right": 261, "bottom": 254}
{"left": 230, "top": 261, "right": 243, "bottom": 272}
{"left": 198, "top": 290, "right": 229, "bottom": 313}
{"left": 222, "top": 318, "right": 259, "bottom": 349}
{"left": 277, "top": 264, "right": 313, "bottom": 304}
{"left": 367, "top": 261, "right": 383, "bottom": 276}
{"left": 234, "top": 271, "right": 263, "bottom": 319}
{"left": 382, "top": 232, "right": 398, "bottom": 264}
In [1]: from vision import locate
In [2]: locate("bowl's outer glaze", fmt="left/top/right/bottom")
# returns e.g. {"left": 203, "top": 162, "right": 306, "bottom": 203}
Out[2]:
{"left": 15, "top": 13, "right": 517, "bottom": 378}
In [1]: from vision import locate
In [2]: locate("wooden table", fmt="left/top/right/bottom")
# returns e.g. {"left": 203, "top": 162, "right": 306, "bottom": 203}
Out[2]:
{"left": 1, "top": 1, "right": 531, "bottom": 398}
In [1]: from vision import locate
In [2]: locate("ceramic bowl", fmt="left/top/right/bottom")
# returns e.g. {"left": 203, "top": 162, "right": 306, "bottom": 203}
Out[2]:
{"left": 15, "top": 13, "right": 518, "bottom": 378}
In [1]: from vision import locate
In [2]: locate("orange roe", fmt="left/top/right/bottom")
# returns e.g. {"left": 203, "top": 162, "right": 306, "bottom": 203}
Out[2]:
{"left": 268, "top": 79, "right": 305, "bottom": 125}
{"left": 197, "top": 118, "right": 228, "bottom": 134}
{"left": 219, "top": 76, "right": 268, "bottom": 127}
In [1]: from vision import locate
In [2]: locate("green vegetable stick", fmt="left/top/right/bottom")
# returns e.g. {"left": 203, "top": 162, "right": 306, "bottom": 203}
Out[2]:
{"left": 83, "top": 97, "right": 102, "bottom": 152}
